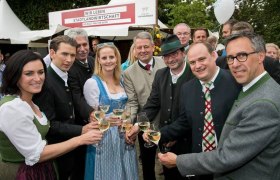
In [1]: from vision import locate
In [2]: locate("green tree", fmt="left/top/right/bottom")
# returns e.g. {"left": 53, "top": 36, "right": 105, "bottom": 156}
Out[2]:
{"left": 7, "top": 0, "right": 110, "bottom": 30}
{"left": 234, "top": 0, "right": 280, "bottom": 45}
{"left": 162, "top": 0, "right": 217, "bottom": 30}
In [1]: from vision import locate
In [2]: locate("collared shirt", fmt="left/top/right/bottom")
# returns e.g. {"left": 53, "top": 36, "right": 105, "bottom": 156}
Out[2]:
{"left": 170, "top": 61, "right": 187, "bottom": 84}
{"left": 138, "top": 58, "right": 154, "bottom": 72}
{"left": 50, "top": 62, "right": 68, "bottom": 87}
{"left": 243, "top": 71, "right": 267, "bottom": 92}
{"left": 199, "top": 67, "right": 220, "bottom": 92}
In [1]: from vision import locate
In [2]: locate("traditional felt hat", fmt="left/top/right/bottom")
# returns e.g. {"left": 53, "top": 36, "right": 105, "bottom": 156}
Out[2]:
{"left": 159, "top": 34, "right": 185, "bottom": 56}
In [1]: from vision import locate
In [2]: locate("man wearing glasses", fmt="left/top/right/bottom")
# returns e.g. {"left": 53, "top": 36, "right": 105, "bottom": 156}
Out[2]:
{"left": 127, "top": 35, "right": 194, "bottom": 179}
{"left": 173, "top": 23, "right": 191, "bottom": 50}
{"left": 158, "top": 32, "right": 280, "bottom": 179}
{"left": 155, "top": 40, "right": 240, "bottom": 180}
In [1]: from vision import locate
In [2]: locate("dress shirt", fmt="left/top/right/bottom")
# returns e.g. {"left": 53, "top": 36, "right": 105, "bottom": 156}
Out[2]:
{"left": 243, "top": 71, "right": 267, "bottom": 92}
{"left": 50, "top": 62, "right": 68, "bottom": 86}
{"left": 138, "top": 58, "right": 154, "bottom": 72}
{"left": 170, "top": 62, "right": 187, "bottom": 84}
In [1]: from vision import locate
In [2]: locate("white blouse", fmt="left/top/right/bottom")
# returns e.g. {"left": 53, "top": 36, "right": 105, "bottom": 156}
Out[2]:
{"left": 83, "top": 78, "right": 126, "bottom": 107}
{"left": 0, "top": 97, "right": 47, "bottom": 166}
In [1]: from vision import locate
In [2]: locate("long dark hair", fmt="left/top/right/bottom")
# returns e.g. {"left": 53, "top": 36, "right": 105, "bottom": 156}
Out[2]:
{"left": 1, "top": 50, "right": 46, "bottom": 95}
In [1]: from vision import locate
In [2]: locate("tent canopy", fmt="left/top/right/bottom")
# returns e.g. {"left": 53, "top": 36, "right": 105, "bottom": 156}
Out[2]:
{"left": 0, "top": 0, "right": 30, "bottom": 44}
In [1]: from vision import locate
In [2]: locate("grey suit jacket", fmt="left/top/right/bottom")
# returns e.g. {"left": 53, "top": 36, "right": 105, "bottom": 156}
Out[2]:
{"left": 123, "top": 57, "right": 166, "bottom": 122}
{"left": 176, "top": 73, "right": 280, "bottom": 180}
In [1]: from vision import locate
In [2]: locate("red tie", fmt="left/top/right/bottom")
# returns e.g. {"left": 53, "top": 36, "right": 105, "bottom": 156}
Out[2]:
{"left": 145, "top": 64, "right": 151, "bottom": 71}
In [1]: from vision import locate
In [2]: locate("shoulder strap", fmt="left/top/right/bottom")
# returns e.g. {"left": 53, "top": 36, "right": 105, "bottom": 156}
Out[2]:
{"left": 92, "top": 75, "right": 109, "bottom": 101}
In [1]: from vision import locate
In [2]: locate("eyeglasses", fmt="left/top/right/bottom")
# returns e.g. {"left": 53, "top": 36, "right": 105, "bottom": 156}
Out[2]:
{"left": 226, "top": 51, "right": 257, "bottom": 65}
{"left": 176, "top": 32, "right": 190, "bottom": 37}
{"left": 163, "top": 50, "right": 180, "bottom": 60}
{"left": 96, "top": 42, "right": 115, "bottom": 48}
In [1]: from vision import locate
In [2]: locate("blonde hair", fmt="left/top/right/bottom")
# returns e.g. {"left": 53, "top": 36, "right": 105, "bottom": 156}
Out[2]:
{"left": 94, "top": 44, "right": 122, "bottom": 84}
{"left": 127, "top": 43, "right": 137, "bottom": 66}
{"left": 266, "top": 43, "right": 279, "bottom": 51}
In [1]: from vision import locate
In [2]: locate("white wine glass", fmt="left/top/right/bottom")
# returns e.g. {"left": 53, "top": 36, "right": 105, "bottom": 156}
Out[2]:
{"left": 121, "top": 106, "right": 131, "bottom": 132}
{"left": 112, "top": 100, "right": 124, "bottom": 119}
{"left": 146, "top": 123, "right": 161, "bottom": 148}
{"left": 137, "top": 112, "right": 151, "bottom": 147}
{"left": 99, "top": 96, "right": 110, "bottom": 114}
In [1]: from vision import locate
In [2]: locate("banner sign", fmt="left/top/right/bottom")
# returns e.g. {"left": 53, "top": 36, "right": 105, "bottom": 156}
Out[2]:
{"left": 61, "top": 4, "right": 135, "bottom": 28}
{"left": 49, "top": 0, "right": 156, "bottom": 29}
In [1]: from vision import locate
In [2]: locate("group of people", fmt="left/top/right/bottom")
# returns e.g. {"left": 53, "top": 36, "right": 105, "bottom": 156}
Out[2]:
{"left": 0, "top": 19, "right": 280, "bottom": 180}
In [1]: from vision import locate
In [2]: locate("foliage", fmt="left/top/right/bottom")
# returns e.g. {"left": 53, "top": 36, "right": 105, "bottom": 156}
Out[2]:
{"left": 234, "top": 0, "right": 280, "bottom": 45}
{"left": 163, "top": 0, "right": 218, "bottom": 31}
{"left": 6, "top": 0, "right": 110, "bottom": 30}
{"left": 148, "top": 26, "right": 163, "bottom": 56}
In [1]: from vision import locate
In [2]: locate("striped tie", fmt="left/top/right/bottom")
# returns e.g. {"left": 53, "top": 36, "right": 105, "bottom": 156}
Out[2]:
{"left": 202, "top": 82, "right": 217, "bottom": 152}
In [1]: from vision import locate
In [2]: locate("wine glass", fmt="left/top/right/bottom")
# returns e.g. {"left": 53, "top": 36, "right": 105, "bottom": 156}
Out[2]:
{"left": 121, "top": 106, "right": 131, "bottom": 132}
{"left": 98, "top": 117, "right": 110, "bottom": 133}
{"left": 137, "top": 112, "right": 151, "bottom": 147}
{"left": 99, "top": 96, "right": 110, "bottom": 114}
{"left": 112, "top": 100, "right": 124, "bottom": 118}
{"left": 146, "top": 123, "right": 161, "bottom": 148}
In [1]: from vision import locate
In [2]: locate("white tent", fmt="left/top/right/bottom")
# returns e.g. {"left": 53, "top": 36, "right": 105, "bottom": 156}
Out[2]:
{"left": 0, "top": 0, "right": 30, "bottom": 44}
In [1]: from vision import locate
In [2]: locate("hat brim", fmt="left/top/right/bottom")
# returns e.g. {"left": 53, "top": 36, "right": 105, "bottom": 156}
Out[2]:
{"left": 158, "top": 44, "right": 186, "bottom": 56}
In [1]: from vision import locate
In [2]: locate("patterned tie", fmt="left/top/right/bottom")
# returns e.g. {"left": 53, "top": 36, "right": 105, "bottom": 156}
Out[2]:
{"left": 202, "top": 82, "right": 217, "bottom": 152}
{"left": 145, "top": 64, "right": 151, "bottom": 71}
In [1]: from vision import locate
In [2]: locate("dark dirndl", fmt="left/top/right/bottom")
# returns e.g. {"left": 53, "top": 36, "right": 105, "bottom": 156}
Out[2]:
{"left": 16, "top": 161, "right": 57, "bottom": 180}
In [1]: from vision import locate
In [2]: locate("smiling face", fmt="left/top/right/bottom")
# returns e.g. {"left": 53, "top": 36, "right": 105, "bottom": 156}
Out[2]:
{"left": 163, "top": 50, "right": 185, "bottom": 74}
{"left": 226, "top": 37, "right": 265, "bottom": 86}
{"left": 18, "top": 60, "right": 45, "bottom": 98}
{"left": 98, "top": 47, "right": 118, "bottom": 73}
{"left": 134, "top": 38, "right": 154, "bottom": 64}
{"left": 50, "top": 42, "right": 76, "bottom": 72}
{"left": 188, "top": 43, "right": 217, "bottom": 83}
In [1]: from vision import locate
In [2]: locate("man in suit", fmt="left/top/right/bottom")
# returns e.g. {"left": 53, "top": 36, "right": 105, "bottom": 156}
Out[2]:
{"left": 33, "top": 35, "right": 98, "bottom": 180}
{"left": 127, "top": 35, "right": 194, "bottom": 179}
{"left": 65, "top": 28, "right": 95, "bottom": 179}
{"left": 156, "top": 41, "right": 240, "bottom": 180}
{"left": 216, "top": 21, "right": 280, "bottom": 84}
{"left": 158, "top": 32, "right": 280, "bottom": 179}
{"left": 123, "top": 31, "right": 166, "bottom": 180}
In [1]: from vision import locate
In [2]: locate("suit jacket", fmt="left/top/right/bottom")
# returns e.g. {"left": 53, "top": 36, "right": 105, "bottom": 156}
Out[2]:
{"left": 33, "top": 66, "right": 82, "bottom": 144}
{"left": 176, "top": 74, "right": 280, "bottom": 180}
{"left": 142, "top": 63, "right": 194, "bottom": 155}
{"left": 68, "top": 56, "right": 94, "bottom": 125}
{"left": 216, "top": 55, "right": 280, "bottom": 84}
{"left": 123, "top": 57, "right": 166, "bottom": 122}
{"left": 160, "top": 69, "right": 240, "bottom": 153}
{"left": 143, "top": 63, "right": 194, "bottom": 128}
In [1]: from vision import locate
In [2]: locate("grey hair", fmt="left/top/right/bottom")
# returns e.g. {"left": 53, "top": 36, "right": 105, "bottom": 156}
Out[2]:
{"left": 225, "top": 32, "right": 266, "bottom": 53}
{"left": 65, "top": 28, "right": 88, "bottom": 41}
{"left": 133, "top": 31, "right": 154, "bottom": 44}
{"left": 173, "top": 23, "right": 191, "bottom": 34}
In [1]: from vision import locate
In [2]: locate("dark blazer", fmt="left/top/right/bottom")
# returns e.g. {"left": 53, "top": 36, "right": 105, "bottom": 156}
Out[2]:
{"left": 216, "top": 55, "right": 280, "bottom": 84}
{"left": 143, "top": 63, "right": 194, "bottom": 128}
{"left": 143, "top": 63, "right": 194, "bottom": 156}
{"left": 33, "top": 66, "right": 84, "bottom": 179}
{"left": 160, "top": 69, "right": 241, "bottom": 153}
{"left": 68, "top": 56, "right": 94, "bottom": 125}
{"left": 33, "top": 66, "right": 82, "bottom": 143}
